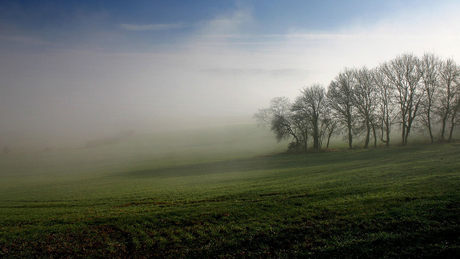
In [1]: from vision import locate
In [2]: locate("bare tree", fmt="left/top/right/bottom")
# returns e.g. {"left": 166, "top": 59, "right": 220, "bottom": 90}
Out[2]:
{"left": 437, "top": 58, "right": 460, "bottom": 142}
{"left": 292, "top": 85, "right": 327, "bottom": 150}
{"left": 255, "top": 52, "right": 460, "bottom": 150}
{"left": 374, "top": 67, "right": 396, "bottom": 147}
{"left": 254, "top": 97, "right": 290, "bottom": 125}
{"left": 381, "top": 54, "right": 424, "bottom": 145}
{"left": 448, "top": 98, "right": 460, "bottom": 141}
{"left": 322, "top": 105, "right": 336, "bottom": 149}
{"left": 353, "top": 67, "right": 378, "bottom": 148}
{"left": 270, "top": 113, "right": 298, "bottom": 144}
{"left": 254, "top": 97, "right": 306, "bottom": 150}
{"left": 327, "top": 68, "right": 356, "bottom": 149}
{"left": 290, "top": 111, "right": 310, "bottom": 151}
{"left": 419, "top": 53, "right": 442, "bottom": 143}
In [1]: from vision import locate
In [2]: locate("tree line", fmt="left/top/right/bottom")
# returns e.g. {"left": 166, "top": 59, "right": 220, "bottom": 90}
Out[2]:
{"left": 254, "top": 53, "right": 460, "bottom": 151}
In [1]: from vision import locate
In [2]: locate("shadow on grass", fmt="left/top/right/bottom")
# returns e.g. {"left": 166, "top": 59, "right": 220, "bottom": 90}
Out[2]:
{"left": 113, "top": 144, "right": 441, "bottom": 179}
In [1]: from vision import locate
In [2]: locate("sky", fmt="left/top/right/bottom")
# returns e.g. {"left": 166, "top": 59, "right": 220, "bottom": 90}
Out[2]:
{"left": 1, "top": 0, "right": 460, "bottom": 149}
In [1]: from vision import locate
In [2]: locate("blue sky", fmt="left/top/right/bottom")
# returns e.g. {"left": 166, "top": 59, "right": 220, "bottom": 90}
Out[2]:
{"left": 1, "top": 0, "right": 460, "bottom": 149}
{"left": 0, "top": 0, "right": 447, "bottom": 51}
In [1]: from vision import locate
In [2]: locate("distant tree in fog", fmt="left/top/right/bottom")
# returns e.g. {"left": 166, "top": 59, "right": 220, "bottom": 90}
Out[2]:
{"left": 254, "top": 97, "right": 303, "bottom": 150}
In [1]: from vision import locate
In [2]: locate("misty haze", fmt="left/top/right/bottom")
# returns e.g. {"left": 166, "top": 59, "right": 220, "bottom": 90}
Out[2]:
{"left": 1, "top": 1, "right": 460, "bottom": 258}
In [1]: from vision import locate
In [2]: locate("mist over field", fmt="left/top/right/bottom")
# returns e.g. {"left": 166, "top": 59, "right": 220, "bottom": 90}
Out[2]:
{"left": 2, "top": 1, "right": 460, "bottom": 152}
{"left": 3, "top": 2, "right": 460, "bottom": 258}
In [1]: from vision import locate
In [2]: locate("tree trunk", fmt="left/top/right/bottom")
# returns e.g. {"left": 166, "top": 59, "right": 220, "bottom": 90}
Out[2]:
{"left": 448, "top": 113, "right": 457, "bottom": 142}
{"left": 380, "top": 116, "right": 390, "bottom": 147}
{"left": 401, "top": 126, "right": 406, "bottom": 145}
{"left": 372, "top": 123, "right": 377, "bottom": 148}
{"left": 404, "top": 123, "right": 411, "bottom": 145}
{"left": 313, "top": 126, "right": 319, "bottom": 149}
{"left": 441, "top": 113, "right": 448, "bottom": 142}
{"left": 364, "top": 118, "right": 370, "bottom": 149}
{"left": 347, "top": 114, "right": 353, "bottom": 149}
{"left": 401, "top": 113, "right": 407, "bottom": 145}
{"left": 326, "top": 126, "right": 334, "bottom": 149}
{"left": 386, "top": 126, "right": 390, "bottom": 147}
{"left": 427, "top": 104, "right": 434, "bottom": 143}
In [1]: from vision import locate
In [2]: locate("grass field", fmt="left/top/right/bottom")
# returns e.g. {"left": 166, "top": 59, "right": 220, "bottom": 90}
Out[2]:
{"left": 1, "top": 124, "right": 460, "bottom": 258}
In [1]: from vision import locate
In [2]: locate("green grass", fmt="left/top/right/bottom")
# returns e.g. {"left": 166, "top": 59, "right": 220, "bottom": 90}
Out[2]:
{"left": 1, "top": 125, "right": 460, "bottom": 258}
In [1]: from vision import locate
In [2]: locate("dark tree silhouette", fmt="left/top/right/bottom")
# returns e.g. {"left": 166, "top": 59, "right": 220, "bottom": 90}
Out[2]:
{"left": 257, "top": 52, "right": 460, "bottom": 151}
{"left": 381, "top": 54, "right": 423, "bottom": 145}
{"left": 419, "top": 53, "right": 442, "bottom": 143}
{"left": 374, "top": 67, "right": 396, "bottom": 147}
{"left": 353, "top": 67, "right": 378, "bottom": 148}
{"left": 438, "top": 58, "right": 460, "bottom": 142}
{"left": 292, "top": 85, "right": 327, "bottom": 150}
{"left": 327, "top": 68, "right": 356, "bottom": 149}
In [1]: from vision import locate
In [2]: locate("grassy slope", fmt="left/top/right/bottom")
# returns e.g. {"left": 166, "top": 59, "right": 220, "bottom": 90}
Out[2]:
{"left": 1, "top": 126, "right": 460, "bottom": 258}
